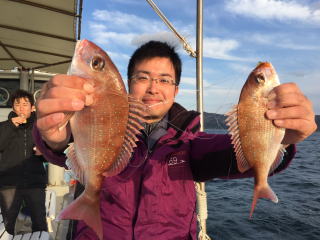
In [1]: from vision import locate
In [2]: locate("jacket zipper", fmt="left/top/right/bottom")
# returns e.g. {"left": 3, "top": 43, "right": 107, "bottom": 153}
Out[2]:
{"left": 24, "top": 128, "right": 27, "bottom": 158}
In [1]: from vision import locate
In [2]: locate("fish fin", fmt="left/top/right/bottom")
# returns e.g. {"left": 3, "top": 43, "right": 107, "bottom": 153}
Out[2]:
{"left": 64, "top": 143, "right": 86, "bottom": 185}
{"left": 249, "top": 184, "right": 278, "bottom": 218}
{"left": 225, "top": 105, "right": 251, "bottom": 173}
{"left": 58, "top": 193, "right": 103, "bottom": 240}
{"left": 269, "top": 146, "right": 286, "bottom": 174}
{"left": 58, "top": 112, "right": 74, "bottom": 131}
{"left": 103, "top": 96, "right": 146, "bottom": 177}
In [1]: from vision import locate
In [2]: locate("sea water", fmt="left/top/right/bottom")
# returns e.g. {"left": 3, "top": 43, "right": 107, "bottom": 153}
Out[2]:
{"left": 205, "top": 130, "right": 320, "bottom": 240}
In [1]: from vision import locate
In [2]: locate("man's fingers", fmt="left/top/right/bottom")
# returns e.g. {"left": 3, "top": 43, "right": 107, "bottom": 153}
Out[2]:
{"left": 49, "top": 75, "right": 94, "bottom": 93}
{"left": 36, "top": 112, "right": 65, "bottom": 132}
{"left": 273, "top": 118, "right": 317, "bottom": 139}
{"left": 267, "top": 82, "right": 317, "bottom": 144}
{"left": 49, "top": 75, "right": 84, "bottom": 89}
{"left": 268, "top": 92, "right": 308, "bottom": 109}
{"left": 37, "top": 98, "right": 84, "bottom": 116}
{"left": 266, "top": 106, "right": 310, "bottom": 120}
{"left": 44, "top": 86, "right": 87, "bottom": 102}
{"left": 273, "top": 118, "right": 308, "bottom": 130}
{"left": 12, "top": 117, "right": 26, "bottom": 125}
{"left": 269, "top": 82, "right": 301, "bottom": 97}
{"left": 34, "top": 74, "right": 91, "bottom": 148}
{"left": 268, "top": 82, "right": 306, "bottom": 109}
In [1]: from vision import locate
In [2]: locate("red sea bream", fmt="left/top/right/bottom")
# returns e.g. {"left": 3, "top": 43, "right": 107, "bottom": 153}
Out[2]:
{"left": 58, "top": 40, "right": 145, "bottom": 239}
{"left": 226, "top": 62, "right": 285, "bottom": 217}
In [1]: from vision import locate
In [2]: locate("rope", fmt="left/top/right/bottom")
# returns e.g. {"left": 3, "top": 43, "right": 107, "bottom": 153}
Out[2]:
{"left": 196, "top": 182, "right": 212, "bottom": 240}
{"left": 145, "top": 0, "right": 197, "bottom": 58}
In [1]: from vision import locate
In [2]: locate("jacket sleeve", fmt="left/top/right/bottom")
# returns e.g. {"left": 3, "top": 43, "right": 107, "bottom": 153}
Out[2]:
{"left": 0, "top": 120, "right": 17, "bottom": 152}
{"left": 32, "top": 124, "right": 68, "bottom": 168}
{"left": 189, "top": 132, "right": 296, "bottom": 182}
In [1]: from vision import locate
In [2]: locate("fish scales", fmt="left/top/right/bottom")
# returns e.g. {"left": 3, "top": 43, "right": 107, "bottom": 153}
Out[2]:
{"left": 58, "top": 39, "right": 145, "bottom": 239}
{"left": 226, "top": 62, "right": 285, "bottom": 218}
{"left": 72, "top": 93, "right": 129, "bottom": 172}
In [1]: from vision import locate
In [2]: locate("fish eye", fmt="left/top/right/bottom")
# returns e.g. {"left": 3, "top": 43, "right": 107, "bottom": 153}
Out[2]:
{"left": 256, "top": 74, "right": 265, "bottom": 84}
{"left": 91, "top": 56, "right": 105, "bottom": 71}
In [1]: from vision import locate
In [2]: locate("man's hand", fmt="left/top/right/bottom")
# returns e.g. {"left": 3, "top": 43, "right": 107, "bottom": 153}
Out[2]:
{"left": 266, "top": 82, "right": 317, "bottom": 145}
{"left": 11, "top": 115, "right": 26, "bottom": 127}
{"left": 36, "top": 74, "right": 94, "bottom": 151}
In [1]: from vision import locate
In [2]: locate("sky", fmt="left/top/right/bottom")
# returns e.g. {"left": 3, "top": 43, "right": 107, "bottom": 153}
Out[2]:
{"left": 80, "top": 0, "right": 320, "bottom": 114}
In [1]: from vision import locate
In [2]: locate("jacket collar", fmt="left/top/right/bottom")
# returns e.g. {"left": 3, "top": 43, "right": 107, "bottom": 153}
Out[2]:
{"left": 138, "top": 103, "right": 200, "bottom": 146}
{"left": 8, "top": 111, "right": 35, "bottom": 127}
{"left": 166, "top": 102, "right": 201, "bottom": 140}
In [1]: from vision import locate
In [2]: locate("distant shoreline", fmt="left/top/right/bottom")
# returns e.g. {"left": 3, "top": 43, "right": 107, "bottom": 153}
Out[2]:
{"left": 204, "top": 112, "right": 320, "bottom": 131}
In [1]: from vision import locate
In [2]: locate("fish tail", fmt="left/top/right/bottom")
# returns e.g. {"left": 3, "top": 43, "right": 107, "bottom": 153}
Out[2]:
{"left": 249, "top": 184, "right": 278, "bottom": 218}
{"left": 58, "top": 194, "right": 103, "bottom": 239}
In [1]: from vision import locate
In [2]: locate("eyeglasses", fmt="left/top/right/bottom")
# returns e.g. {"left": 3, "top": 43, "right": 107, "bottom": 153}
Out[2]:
{"left": 131, "top": 73, "right": 177, "bottom": 86}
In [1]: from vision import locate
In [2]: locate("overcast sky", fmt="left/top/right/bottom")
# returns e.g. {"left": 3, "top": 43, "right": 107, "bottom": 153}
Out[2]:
{"left": 81, "top": 0, "right": 320, "bottom": 114}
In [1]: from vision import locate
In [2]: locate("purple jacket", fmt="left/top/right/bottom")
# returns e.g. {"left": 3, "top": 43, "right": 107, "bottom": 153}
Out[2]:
{"left": 33, "top": 103, "right": 296, "bottom": 240}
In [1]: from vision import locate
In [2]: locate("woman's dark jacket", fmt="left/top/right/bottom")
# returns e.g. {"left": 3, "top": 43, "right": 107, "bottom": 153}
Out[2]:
{"left": 0, "top": 111, "right": 47, "bottom": 188}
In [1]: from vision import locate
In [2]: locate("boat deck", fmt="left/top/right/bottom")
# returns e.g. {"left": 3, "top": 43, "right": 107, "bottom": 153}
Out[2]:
{"left": 14, "top": 185, "right": 72, "bottom": 240}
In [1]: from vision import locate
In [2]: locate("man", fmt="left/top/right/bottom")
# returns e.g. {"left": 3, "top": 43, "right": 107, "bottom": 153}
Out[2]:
{"left": 0, "top": 89, "right": 48, "bottom": 235}
{"left": 34, "top": 41, "right": 317, "bottom": 239}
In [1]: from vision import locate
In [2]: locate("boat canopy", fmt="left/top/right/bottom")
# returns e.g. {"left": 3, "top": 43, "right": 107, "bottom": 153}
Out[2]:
{"left": 0, "top": 0, "right": 82, "bottom": 74}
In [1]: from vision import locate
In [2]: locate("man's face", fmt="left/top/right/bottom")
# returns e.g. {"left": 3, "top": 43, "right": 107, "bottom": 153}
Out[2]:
{"left": 13, "top": 97, "right": 34, "bottom": 119}
{"left": 129, "top": 57, "right": 179, "bottom": 122}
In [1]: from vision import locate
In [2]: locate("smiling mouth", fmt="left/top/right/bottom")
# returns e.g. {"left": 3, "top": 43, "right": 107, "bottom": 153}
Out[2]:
{"left": 143, "top": 99, "right": 162, "bottom": 104}
{"left": 143, "top": 99, "right": 170, "bottom": 109}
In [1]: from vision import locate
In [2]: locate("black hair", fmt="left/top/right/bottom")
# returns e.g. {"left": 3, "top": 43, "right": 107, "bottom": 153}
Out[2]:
{"left": 127, "top": 41, "right": 182, "bottom": 86}
{"left": 10, "top": 89, "right": 34, "bottom": 106}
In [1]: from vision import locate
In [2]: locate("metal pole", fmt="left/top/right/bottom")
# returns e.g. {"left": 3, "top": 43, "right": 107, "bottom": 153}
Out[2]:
{"left": 77, "top": 0, "right": 83, "bottom": 40}
{"left": 145, "top": 1, "right": 210, "bottom": 239}
{"left": 196, "top": 0, "right": 204, "bottom": 129}
{"left": 196, "top": 1, "right": 211, "bottom": 240}
{"left": 19, "top": 69, "right": 29, "bottom": 91}
{"left": 30, "top": 69, "right": 35, "bottom": 93}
